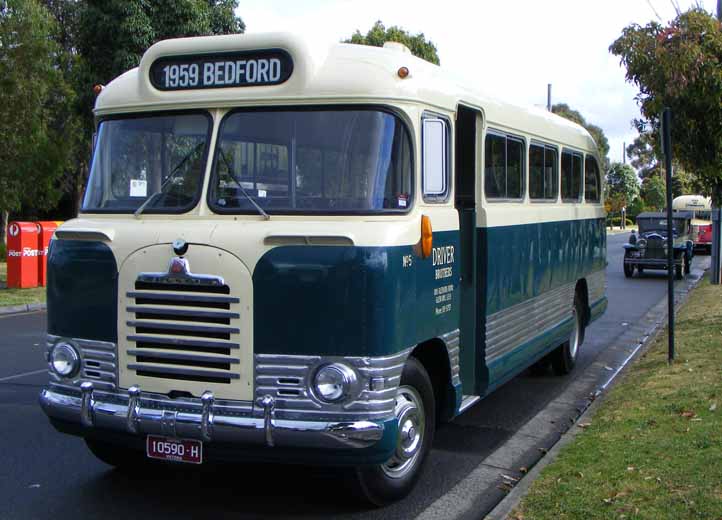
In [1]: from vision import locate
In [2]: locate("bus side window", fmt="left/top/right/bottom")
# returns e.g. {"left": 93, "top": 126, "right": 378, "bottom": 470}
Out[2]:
{"left": 484, "top": 132, "right": 525, "bottom": 200}
{"left": 422, "top": 117, "right": 448, "bottom": 200}
{"left": 584, "top": 155, "right": 600, "bottom": 203}
{"left": 561, "top": 150, "right": 582, "bottom": 202}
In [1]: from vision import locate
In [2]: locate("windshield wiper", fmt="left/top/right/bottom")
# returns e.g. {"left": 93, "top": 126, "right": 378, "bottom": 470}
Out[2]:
{"left": 134, "top": 142, "right": 204, "bottom": 218}
{"left": 218, "top": 149, "right": 270, "bottom": 221}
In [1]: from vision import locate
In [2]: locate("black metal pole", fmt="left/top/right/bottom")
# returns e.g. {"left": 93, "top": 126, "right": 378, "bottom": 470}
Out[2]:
{"left": 662, "top": 108, "right": 675, "bottom": 363}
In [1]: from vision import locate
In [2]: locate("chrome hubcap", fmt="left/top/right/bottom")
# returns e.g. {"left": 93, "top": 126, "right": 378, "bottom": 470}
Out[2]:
{"left": 569, "top": 307, "right": 580, "bottom": 359}
{"left": 381, "top": 385, "right": 425, "bottom": 479}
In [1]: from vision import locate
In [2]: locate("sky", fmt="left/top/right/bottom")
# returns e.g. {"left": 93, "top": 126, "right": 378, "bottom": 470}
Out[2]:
{"left": 236, "top": 0, "right": 718, "bottom": 166}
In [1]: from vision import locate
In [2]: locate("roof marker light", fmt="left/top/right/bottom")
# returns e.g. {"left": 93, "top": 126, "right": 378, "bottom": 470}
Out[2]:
{"left": 93, "top": 84, "right": 104, "bottom": 95}
{"left": 397, "top": 66, "right": 410, "bottom": 79}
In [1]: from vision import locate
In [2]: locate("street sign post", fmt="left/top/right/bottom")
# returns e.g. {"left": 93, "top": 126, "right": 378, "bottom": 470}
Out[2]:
{"left": 661, "top": 108, "right": 675, "bottom": 363}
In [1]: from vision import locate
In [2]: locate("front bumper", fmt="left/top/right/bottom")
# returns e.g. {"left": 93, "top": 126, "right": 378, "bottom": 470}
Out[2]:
{"left": 624, "top": 257, "right": 682, "bottom": 267}
{"left": 40, "top": 384, "right": 385, "bottom": 451}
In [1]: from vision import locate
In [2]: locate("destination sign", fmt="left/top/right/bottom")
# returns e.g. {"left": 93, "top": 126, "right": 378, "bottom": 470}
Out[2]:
{"left": 150, "top": 49, "right": 293, "bottom": 91}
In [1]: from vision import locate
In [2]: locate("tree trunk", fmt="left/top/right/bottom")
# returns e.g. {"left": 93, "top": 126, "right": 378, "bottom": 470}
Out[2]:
{"left": 0, "top": 210, "right": 8, "bottom": 246}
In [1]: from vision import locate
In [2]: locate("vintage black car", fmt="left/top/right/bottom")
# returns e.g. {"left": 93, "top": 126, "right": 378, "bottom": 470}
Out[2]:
{"left": 623, "top": 211, "right": 694, "bottom": 279}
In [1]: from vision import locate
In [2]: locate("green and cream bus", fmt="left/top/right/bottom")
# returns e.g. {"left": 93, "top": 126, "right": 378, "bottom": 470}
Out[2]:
{"left": 40, "top": 33, "right": 606, "bottom": 504}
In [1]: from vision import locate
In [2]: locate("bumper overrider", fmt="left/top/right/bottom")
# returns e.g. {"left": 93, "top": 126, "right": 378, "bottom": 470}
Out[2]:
{"left": 40, "top": 337, "right": 410, "bottom": 462}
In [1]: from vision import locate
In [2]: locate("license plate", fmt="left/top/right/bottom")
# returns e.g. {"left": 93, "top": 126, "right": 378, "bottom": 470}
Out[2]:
{"left": 146, "top": 435, "right": 202, "bottom": 464}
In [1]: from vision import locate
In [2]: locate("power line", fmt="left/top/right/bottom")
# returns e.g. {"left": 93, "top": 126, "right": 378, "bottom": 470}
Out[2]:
{"left": 646, "top": 0, "right": 664, "bottom": 21}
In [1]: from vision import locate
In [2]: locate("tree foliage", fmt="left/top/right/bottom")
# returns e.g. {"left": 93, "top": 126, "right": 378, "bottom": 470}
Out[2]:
{"left": 610, "top": 9, "right": 722, "bottom": 203}
{"left": 345, "top": 21, "right": 440, "bottom": 65}
{"left": 551, "top": 103, "right": 610, "bottom": 170}
{"left": 641, "top": 175, "right": 667, "bottom": 210}
{"left": 0, "top": 0, "right": 72, "bottom": 227}
{"left": 606, "top": 162, "right": 640, "bottom": 205}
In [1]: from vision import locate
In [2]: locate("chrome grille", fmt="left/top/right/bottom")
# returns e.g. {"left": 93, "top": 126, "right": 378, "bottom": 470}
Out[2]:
{"left": 126, "top": 280, "right": 241, "bottom": 385}
{"left": 254, "top": 349, "right": 411, "bottom": 421}
{"left": 47, "top": 335, "right": 117, "bottom": 391}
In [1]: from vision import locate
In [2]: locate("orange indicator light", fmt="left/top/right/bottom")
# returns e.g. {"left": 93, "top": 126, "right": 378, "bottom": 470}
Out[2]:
{"left": 421, "top": 215, "right": 433, "bottom": 258}
{"left": 397, "top": 66, "right": 410, "bottom": 79}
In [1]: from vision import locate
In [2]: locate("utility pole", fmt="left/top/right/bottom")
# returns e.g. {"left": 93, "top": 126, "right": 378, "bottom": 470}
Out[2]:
{"left": 718, "top": 0, "right": 721, "bottom": 21}
{"left": 547, "top": 84, "right": 552, "bottom": 112}
{"left": 661, "top": 108, "right": 675, "bottom": 363}
{"left": 623, "top": 142, "right": 626, "bottom": 164}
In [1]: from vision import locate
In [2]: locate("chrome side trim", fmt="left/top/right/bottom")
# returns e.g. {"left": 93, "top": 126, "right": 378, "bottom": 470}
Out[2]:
{"left": 459, "top": 395, "right": 480, "bottom": 413}
{"left": 440, "top": 329, "right": 461, "bottom": 387}
{"left": 486, "top": 282, "right": 574, "bottom": 363}
{"left": 40, "top": 387, "right": 384, "bottom": 449}
{"left": 254, "top": 348, "right": 412, "bottom": 421}
{"left": 47, "top": 335, "right": 117, "bottom": 391}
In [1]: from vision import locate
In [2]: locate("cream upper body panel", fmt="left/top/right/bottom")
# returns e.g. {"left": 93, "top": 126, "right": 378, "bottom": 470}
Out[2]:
{"left": 94, "top": 32, "right": 597, "bottom": 155}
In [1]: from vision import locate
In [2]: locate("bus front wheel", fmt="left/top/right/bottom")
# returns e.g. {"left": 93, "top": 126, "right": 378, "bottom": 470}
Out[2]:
{"left": 354, "top": 357, "right": 435, "bottom": 506}
{"left": 551, "top": 295, "right": 583, "bottom": 375}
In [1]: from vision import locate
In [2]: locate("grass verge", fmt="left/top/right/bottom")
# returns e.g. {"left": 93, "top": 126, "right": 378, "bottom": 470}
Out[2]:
{"left": 0, "top": 262, "right": 46, "bottom": 307}
{"left": 514, "top": 276, "right": 722, "bottom": 519}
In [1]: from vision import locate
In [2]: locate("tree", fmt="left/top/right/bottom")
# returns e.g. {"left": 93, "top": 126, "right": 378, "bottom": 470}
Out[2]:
{"left": 626, "top": 132, "right": 660, "bottom": 179}
{"left": 345, "top": 21, "right": 440, "bottom": 65}
{"left": 552, "top": 103, "right": 610, "bottom": 170}
{"left": 606, "top": 162, "right": 639, "bottom": 206}
{"left": 641, "top": 176, "right": 667, "bottom": 210}
{"left": 67, "top": 0, "right": 246, "bottom": 212}
{"left": 610, "top": 9, "right": 722, "bottom": 204}
{"left": 0, "top": 0, "right": 71, "bottom": 244}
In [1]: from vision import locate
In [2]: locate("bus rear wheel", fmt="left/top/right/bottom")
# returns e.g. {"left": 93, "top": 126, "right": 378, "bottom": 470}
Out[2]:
{"left": 354, "top": 357, "right": 435, "bottom": 506}
{"left": 551, "top": 295, "right": 583, "bottom": 375}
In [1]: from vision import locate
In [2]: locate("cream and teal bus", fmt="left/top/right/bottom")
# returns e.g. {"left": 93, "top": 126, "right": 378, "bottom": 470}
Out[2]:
{"left": 40, "top": 33, "right": 606, "bottom": 505}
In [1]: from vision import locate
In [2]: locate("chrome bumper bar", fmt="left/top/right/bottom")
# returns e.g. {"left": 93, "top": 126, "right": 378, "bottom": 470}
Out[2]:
{"left": 40, "top": 383, "right": 384, "bottom": 450}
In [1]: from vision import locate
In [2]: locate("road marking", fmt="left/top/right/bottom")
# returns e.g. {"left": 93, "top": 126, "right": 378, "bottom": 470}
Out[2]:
{"left": 0, "top": 369, "right": 47, "bottom": 383}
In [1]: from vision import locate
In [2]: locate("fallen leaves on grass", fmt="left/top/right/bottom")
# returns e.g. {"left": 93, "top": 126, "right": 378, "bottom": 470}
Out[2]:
{"left": 680, "top": 410, "right": 697, "bottom": 418}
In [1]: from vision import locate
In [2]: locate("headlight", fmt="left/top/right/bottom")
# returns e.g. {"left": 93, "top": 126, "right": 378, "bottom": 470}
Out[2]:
{"left": 313, "top": 363, "right": 357, "bottom": 403}
{"left": 49, "top": 342, "right": 80, "bottom": 377}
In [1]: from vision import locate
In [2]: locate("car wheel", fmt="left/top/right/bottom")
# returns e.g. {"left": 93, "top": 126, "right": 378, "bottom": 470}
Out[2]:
{"left": 684, "top": 255, "right": 691, "bottom": 274}
{"left": 354, "top": 357, "right": 435, "bottom": 506}
{"left": 85, "top": 438, "right": 148, "bottom": 470}
{"left": 637, "top": 266, "right": 644, "bottom": 275}
{"left": 551, "top": 294, "right": 583, "bottom": 375}
{"left": 623, "top": 260, "right": 634, "bottom": 278}
{"left": 675, "top": 263, "right": 684, "bottom": 280}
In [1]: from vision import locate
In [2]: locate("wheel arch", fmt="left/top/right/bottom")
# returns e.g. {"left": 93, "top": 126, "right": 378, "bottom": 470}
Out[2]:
{"left": 575, "top": 278, "right": 590, "bottom": 327}
{"left": 409, "top": 337, "right": 458, "bottom": 423}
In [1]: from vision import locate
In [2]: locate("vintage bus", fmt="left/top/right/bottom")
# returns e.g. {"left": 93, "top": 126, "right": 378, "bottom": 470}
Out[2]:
{"left": 673, "top": 194, "right": 712, "bottom": 253}
{"left": 40, "top": 33, "right": 606, "bottom": 504}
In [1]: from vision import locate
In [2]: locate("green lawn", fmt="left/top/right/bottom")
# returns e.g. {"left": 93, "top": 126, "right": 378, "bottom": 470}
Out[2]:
{"left": 0, "top": 262, "right": 46, "bottom": 307}
{"left": 513, "top": 277, "right": 722, "bottom": 519}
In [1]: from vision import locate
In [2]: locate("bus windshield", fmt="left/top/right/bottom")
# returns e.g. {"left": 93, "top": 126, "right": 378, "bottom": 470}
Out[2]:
{"left": 82, "top": 113, "right": 211, "bottom": 213}
{"left": 208, "top": 108, "right": 413, "bottom": 214}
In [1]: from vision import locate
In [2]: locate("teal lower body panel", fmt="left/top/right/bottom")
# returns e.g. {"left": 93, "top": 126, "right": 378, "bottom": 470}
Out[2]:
{"left": 484, "top": 316, "right": 574, "bottom": 395}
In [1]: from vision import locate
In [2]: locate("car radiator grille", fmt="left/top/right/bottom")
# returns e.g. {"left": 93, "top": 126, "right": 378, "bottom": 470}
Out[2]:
{"left": 125, "top": 280, "right": 241, "bottom": 385}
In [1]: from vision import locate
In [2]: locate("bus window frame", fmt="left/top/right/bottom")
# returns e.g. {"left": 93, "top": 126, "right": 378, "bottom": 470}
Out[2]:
{"left": 528, "top": 140, "right": 559, "bottom": 203}
{"left": 81, "top": 109, "right": 214, "bottom": 215}
{"left": 483, "top": 128, "right": 526, "bottom": 203}
{"left": 421, "top": 111, "right": 451, "bottom": 203}
{"left": 583, "top": 154, "right": 602, "bottom": 204}
{"left": 207, "top": 104, "right": 416, "bottom": 216}
{"left": 561, "top": 147, "right": 584, "bottom": 203}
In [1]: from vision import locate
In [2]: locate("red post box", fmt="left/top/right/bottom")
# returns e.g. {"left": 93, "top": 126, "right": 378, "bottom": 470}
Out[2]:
{"left": 6, "top": 221, "right": 40, "bottom": 289}
{"left": 38, "top": 221, "right": 63, "bottom": 286}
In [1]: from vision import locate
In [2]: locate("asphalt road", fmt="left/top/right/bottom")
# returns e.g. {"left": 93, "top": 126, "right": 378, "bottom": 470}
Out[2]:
{"left": 0, "top": 232, "right": 709, "bottom": 519}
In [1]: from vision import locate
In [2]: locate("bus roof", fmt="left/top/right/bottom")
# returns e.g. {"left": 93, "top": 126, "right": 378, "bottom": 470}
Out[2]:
{"left": 95, "top": 32, "right": 598, "bottom": 155}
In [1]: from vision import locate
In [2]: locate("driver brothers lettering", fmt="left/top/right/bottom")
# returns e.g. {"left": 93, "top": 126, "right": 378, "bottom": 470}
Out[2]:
{"left": 432, "top": 245, "right": 455, "bottom": 315}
